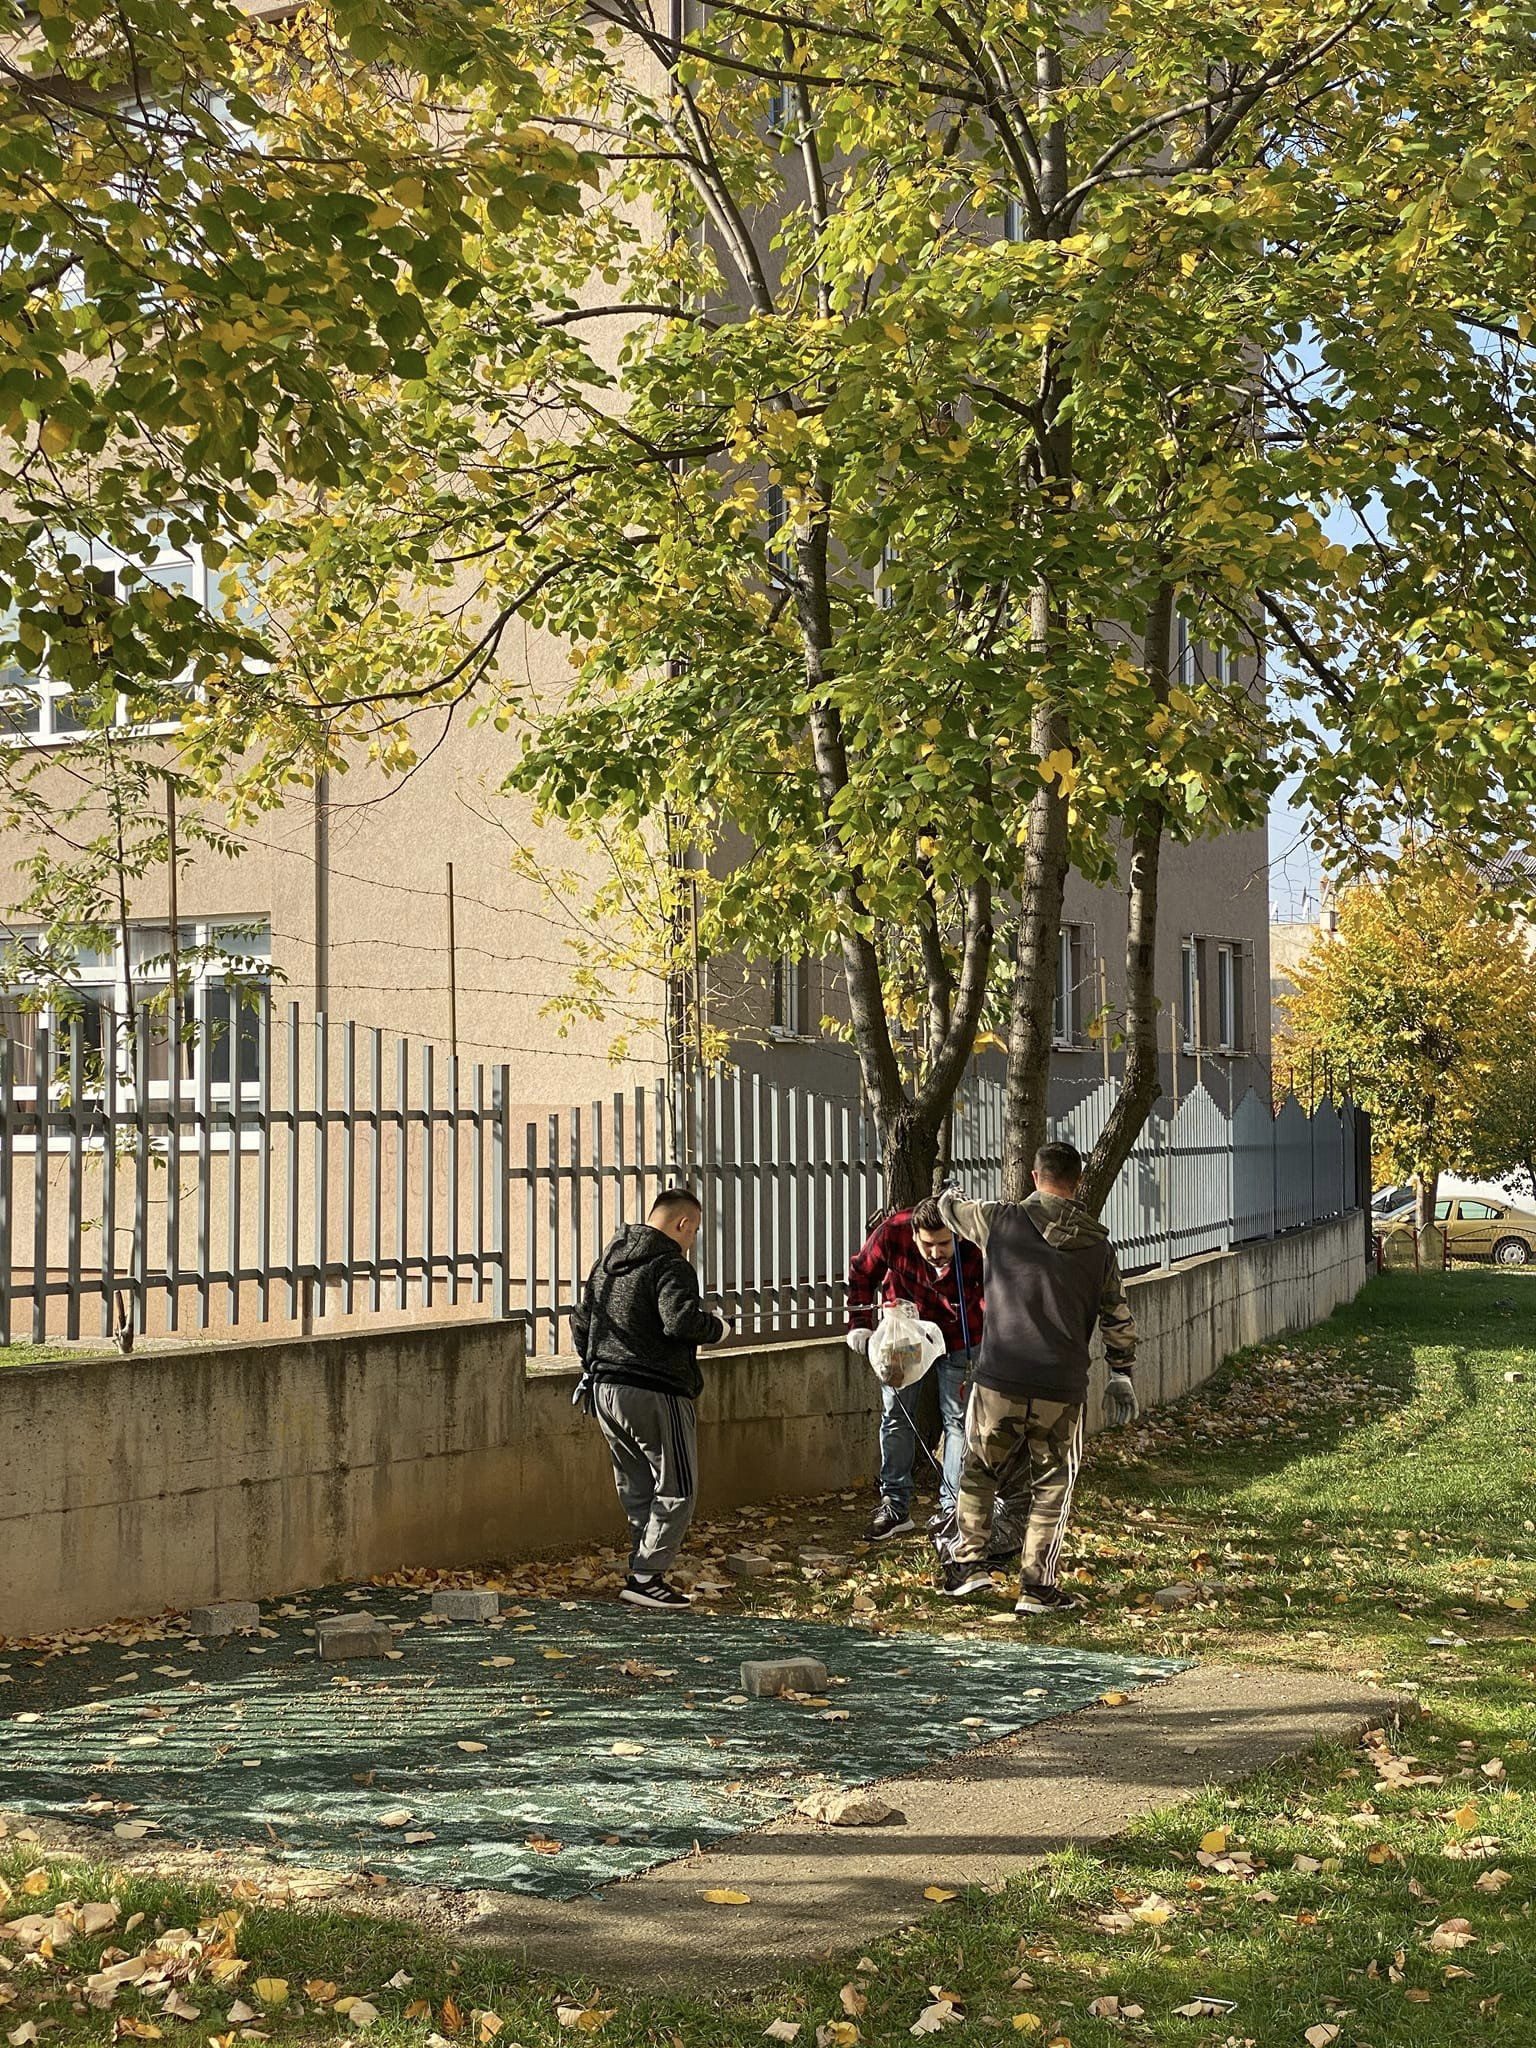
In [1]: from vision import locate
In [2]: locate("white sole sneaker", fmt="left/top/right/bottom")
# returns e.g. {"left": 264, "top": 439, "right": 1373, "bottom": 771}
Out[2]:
{"left": 619, "top": 1582, "right": 692, "bottom": 1609}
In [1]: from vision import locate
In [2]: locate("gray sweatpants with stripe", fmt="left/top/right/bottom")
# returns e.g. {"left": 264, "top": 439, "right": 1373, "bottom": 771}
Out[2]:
{"left": 593, "top": 1380, "right": 699, "bottom": 1578}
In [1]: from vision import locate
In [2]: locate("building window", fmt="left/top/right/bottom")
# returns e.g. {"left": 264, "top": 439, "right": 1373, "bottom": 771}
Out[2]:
{"left": 1002, "top": 194, "right": 1025, "bottom": 241}
{"left": 1053, "top": 926, "right": 1080, "bottom": 1047}
{"left": 770, "top": 953, "right": 806, "bottom": 1037}
{"left": 876, "top": 542, "right": 899, "bottom": 611}
{"left": 1215, "top": 941, "right": 1240, "bottom": 1051}
{"left": 0, "top": 920, "right": 270, "bottom": 1095}
{"left": 1180, "top": 937, "right": 1198, "bottom": 1050}
{"left": 0, "top": 541, "right": 220, "bottom": 744}
{"left": 1174, "top": 615, "right": 1195, "bottom": 689}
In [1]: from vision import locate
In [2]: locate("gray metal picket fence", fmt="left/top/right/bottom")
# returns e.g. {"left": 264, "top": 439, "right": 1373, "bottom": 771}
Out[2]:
{"left": 0, "top": 999, "right": 1361, "bottom": 1352}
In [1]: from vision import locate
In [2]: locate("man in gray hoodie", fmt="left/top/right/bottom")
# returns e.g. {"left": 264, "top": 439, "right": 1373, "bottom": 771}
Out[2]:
{"left": 937, "top": 1141, "right": 1137, "bottom": 1616}
{"left": 572, "top": 1187, "right": 728, "bottom": 1609}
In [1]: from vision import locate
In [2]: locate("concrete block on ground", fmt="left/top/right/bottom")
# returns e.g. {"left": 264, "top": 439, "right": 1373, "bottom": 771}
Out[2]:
{"left": 430, "top": 1588, "right": 502, "bottom": 1621}
{"left": 187, "top": 1601, "right": 260, "bottom": 1638}
{"left": 1152, "top": 1584, "right": 1199, "bottom": 1610}
{"left": 725, "top": 1553, "right": 774, "bottom": 1579}
{"left": 317, "top": 1613, "right": 394, "bottom": 1659}
{"left": 741, "top": 1656, "right": 829, "bottom": 1698}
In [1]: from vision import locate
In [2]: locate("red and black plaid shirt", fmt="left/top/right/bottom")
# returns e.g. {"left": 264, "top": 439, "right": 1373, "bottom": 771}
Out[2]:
{"left": 847, "top": 1210, "right": 984, "bottom": 1356}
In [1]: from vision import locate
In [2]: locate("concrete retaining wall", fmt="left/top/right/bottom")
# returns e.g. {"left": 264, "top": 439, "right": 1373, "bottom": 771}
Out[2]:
{"left": 0, "top": 1211, "right": 1366, "bottom": 1638}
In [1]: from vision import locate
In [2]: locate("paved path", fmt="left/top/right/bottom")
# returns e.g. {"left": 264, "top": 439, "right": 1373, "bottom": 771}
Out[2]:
{"left": 463, "top": 1662, "right": 1397, "bottom": 1986}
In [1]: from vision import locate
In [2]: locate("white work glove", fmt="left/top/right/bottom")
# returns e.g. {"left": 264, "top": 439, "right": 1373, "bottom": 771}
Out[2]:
{"left": 712, "top": 1314, "right": 735, "bottom": 1343}
{"left": 1103, "top": 1371, "right": 1139, "bottom": 1427}
{"left": 846, "top": 1326, "right": 872, "bottom": 1358}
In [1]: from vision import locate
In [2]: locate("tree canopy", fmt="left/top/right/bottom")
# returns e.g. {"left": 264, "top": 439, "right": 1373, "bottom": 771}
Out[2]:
{"left": 1280, "top": 858, "right": 1536, "bottom": 1218}
{"left": 6, "top": 1, "right": 1536, "bottom": 1204}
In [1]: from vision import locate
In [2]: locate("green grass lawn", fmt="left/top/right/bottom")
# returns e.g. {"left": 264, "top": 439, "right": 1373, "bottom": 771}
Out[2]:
{"left": 3, "top": 1272, "right": 1534, "bottom": 2046}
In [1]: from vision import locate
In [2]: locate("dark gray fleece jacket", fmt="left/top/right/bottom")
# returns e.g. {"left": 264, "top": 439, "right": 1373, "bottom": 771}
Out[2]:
{"left": 572, "top": 1223, "right": 725, "bottom": 1399}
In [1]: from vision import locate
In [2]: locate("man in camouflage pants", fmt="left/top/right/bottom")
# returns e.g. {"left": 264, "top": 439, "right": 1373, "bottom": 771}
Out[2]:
{"left": 937, "top": 1140, "right": 1138, "bottom": 1617}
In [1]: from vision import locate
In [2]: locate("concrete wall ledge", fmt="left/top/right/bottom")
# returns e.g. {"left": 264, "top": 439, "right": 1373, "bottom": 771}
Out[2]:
{"left": 0, "top": 1212, "right": 1366, "bottom": 1639}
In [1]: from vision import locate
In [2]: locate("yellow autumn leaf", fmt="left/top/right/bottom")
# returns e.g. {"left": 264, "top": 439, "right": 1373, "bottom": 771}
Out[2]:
{"left": 19, "top": 1869, "right": 50, "bottom": 1896}
{"left": 923, "top": 1886, "right": 958, "bottom": 1902}
{"left": 1099, "top": 1691, "right": 1129, "bottom": 1707}
{"left": 1451, "top": 1801, "right": 1479, "bottom": 1831}
{"left": 1200, "top": 1829, "right": 1228, "bottom": 1854}
{"left": 702, "top": 1888, "right": 751, "bottom": 1905}
{"left": 306, "top": 1981, "right": 339, "bottom": 2003}
{"left": 1012, "top": 2017, "right": 1042, "bottom": 2034}
{"left": 255, "top": 1978, "right": 290, "bottom": 2006}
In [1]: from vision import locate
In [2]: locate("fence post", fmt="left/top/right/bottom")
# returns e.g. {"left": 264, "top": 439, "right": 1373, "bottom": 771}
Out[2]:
{"left": 490, "top": 1063, "right": 511, "bottom": 1322}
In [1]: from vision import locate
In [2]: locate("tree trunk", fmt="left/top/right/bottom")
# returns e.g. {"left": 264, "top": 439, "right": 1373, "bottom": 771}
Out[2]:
{"left": 1080, "top": 812, "right": 1165, "bottom": 1213}
{"left": 880, "top": 1101, "right": 943, "bottom": 1212}
{"left": 1001, "top": 40, "right": 1072, "bottom": 1201}
{"left": 1079, "top": 585, "right": 1175, "bottom": 1214}
{"left": 1414, "top": 1169, "right": 1439, "bottom": 1233}
{"left": 1002, "top": 659, "right": 1071, "bottom": 1194}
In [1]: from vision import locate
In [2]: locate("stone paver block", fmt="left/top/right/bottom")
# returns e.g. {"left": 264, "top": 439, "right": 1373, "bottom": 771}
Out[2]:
{"left": 740, "top": 1656, "right": 829, "bottom": 1698}
{"left": 187, "top": 1601, "right": 260, "bottom": 1638}
{"left": 317, "top": 1613, "right": 394, "bottom": 1659}
{"left": 724, "top": 1554, "right": 774, "bottom": 1579}
{"left": 430, "top": 1588, "right": 502, "bottom": 1621}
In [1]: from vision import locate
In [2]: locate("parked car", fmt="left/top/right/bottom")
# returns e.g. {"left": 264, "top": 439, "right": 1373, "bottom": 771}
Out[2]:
{"left": 1377, "top": 1195, "right": 1536, "bottom": 1267}
{"left": 1372, "top": 1182, "right": 1414, "bottom": 1215}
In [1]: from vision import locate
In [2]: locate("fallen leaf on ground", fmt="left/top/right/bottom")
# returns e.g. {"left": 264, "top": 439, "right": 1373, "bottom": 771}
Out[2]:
{"left": 764, "top": 2024, "right": 801, "bottom": 2043}
{"left": 1304, "top": 2027, "right": 1340, "bottom": 2048}
{"left": 1475, "top": 1869, "right": 1513, "bottom": 1893}
{"left": 702, "top": 1889, "right": 751, "bottom": 1906}
{"left": 817, "top": 2025, "right": 859, "bottom": 2048}
{"left": 305, "top": 1980, "right": 339, "bottom": 2003}
{"left": 254, "top": 1979, "right": 289, "bottom": 2007}
{"left": 1175, "top": 1998, "right": 1236, "bottom": 2018}
{"left": 556, "top": 2009, "right": 614, "bottom": 2034}
{"left": 923, "top": 1886, "right": 957, "bottom": 1903}
{"left": 1011, "top": 2018, "right": 1041, "bottom": 2034}
{"left": 1428, "top": 1918, "right": 1477, "bottom": 1951}
{"left": 457, "top": 1742, "right": 488, "bottom": 1755}
{"left": 1200, "top": 1829, "right": 1228, "bottom": 1855}
{"left": 839, "top": 1984, "right": 867, "bottom": 2017}
{"left": 910, "top": 2001, "right": 962, "bottom": 2036}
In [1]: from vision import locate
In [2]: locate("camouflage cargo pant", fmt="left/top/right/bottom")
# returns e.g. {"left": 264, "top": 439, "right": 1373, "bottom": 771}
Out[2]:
{"left": 954, "top": 1382, "right": 1085, "bottom": 1588}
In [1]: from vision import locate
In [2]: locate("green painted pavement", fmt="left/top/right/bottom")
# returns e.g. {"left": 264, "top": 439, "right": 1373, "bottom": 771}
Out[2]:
{"left": 0, "top": 1592, "right": 1183, "bottom": 1897}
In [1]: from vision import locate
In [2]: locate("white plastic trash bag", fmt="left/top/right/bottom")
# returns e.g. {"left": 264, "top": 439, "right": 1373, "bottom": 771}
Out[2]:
{"left": 862, "top": 1299, "right": 944, "bottom": 1389}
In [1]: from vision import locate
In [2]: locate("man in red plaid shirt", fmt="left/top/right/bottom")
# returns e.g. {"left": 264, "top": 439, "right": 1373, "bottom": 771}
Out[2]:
{"left": 847, "top": 1196, "right": 985, "bottom": 1542}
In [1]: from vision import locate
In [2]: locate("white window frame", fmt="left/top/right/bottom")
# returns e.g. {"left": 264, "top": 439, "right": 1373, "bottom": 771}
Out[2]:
{"left": 0, "top": 920, "right": 271, "bottom": 1111}
{"left": 1216, "top": 941, "right": 1237, "bottom": 1051}
{"left": 1174, "top": 615, "right": 1196, "bottom": 689}
{"left": 1180, "top": 937, "right": 1199, "bottom": 1051}
{"left": 1052, "top": 925, "right": 1078, "bottom": 1048}
{"left": 0, "top": 536, "right": 223, "bottom": 747}
{"left": 769, "top": 952, "right": 805, "bottom": 1038}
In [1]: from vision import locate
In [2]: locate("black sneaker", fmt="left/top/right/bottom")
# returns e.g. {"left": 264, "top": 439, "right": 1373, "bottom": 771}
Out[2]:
{"left": 619, "top": 1576, "right": 692, "bottom": 1609}
{"left": 870, "top": 1500, "right": 917, "bottom": 1542}
{"left": 938, "top": 1559, "right": 998, "bottom": 1600}
{"left": 1014, "top": 1582, "right": 1084, "bottom": 1617}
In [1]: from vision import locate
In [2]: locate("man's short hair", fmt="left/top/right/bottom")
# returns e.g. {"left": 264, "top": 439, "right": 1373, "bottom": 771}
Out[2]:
{"left": 910, "top": 1196, "right": 947, "bottom": 1233}
{"left": 1034, "top": 1140, "right": 1084, "bottom": 1187}
{"left": 650, "top": 1185, "right": 703, "bottom": 1225}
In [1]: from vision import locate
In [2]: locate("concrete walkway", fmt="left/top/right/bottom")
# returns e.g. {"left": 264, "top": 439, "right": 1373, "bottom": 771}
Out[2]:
{"left": 463, "top": 1663, "right": 1396, "bottom": 1986}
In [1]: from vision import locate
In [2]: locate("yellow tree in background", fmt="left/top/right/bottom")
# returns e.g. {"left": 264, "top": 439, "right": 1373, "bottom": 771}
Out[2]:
{"left": 1281, "top": 861, "right": 1536, "bottom": 1230}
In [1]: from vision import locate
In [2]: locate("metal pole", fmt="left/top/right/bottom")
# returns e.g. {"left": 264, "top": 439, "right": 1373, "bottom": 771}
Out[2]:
{"left": 446, "top": 862, "right": 458, "bottom": 1064}
{"left": 165, "top": 778, "right": 180, "bottom": 1064}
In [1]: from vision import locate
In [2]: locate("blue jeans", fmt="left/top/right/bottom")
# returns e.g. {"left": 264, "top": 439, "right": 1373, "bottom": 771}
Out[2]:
{"left": 878, "top": 1349, "right": 974, "bottom": 1515}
